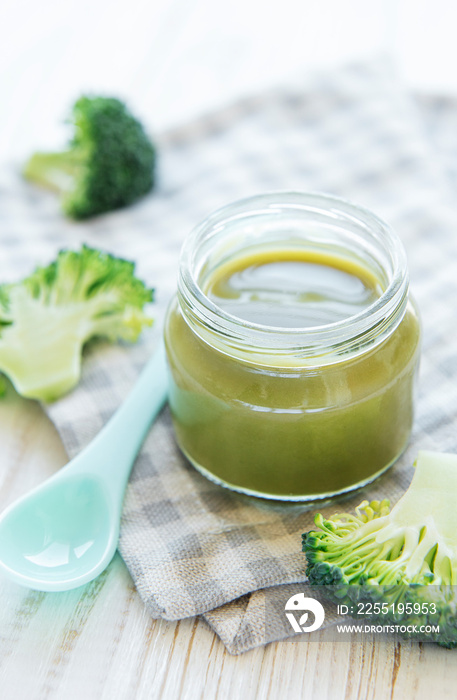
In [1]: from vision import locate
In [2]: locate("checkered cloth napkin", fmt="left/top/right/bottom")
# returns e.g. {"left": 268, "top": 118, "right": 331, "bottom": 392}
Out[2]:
{"left": 2, "top": 60, "right": 457, "bottom": 654}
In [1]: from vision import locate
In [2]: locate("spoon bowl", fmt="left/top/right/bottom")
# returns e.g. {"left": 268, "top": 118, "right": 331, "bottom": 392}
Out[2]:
{"left": 0, "top": 474, "right": 113, "bottom": 589}
{"left": 0, "top": 343, "right": 168, "bottom": 591}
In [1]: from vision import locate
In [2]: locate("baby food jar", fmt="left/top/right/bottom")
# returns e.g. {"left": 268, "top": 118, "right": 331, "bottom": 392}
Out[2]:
{"left": 164, "top": 192, "right": 421, "bottom": 501}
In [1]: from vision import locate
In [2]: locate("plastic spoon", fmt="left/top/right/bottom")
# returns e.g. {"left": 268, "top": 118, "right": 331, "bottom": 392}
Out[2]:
{"left": 0, "top": 343, "right": 168, "bottom": 592}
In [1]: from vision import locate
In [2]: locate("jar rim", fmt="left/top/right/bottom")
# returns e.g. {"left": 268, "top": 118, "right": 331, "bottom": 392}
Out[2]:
{"left": 177, "top": 191, "right": 409, "bottom": 358}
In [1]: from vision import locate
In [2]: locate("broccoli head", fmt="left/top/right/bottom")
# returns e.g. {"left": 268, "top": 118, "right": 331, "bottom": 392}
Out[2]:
{"left": 303, "top": 451, "right": 457, "bottom": 647}
{"left": 23, "top": 96, "right": 156, "bottom": 219}
{"left": 0, "top": 245, "right": 153, "bottom": 401}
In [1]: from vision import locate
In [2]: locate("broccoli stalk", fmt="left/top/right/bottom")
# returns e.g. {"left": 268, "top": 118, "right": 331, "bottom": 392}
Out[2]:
{"left": 0, "top": 245, "right": 153, "bottom": 401}
{"left": 303, "top": 451, "right": 457, "bottom": 647}
{"left": 23, "top": 96, "right": 156, "bottom": 220}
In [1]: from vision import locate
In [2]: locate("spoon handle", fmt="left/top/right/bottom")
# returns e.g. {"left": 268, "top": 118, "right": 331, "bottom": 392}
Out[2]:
{"left": 72, "top": 342, "right": 169, "bottom": 499}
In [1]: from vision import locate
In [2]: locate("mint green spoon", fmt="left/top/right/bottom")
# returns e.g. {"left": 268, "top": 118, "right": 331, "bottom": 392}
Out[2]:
{"left": 0, "top": 343, "right": 168, "bottom": 592}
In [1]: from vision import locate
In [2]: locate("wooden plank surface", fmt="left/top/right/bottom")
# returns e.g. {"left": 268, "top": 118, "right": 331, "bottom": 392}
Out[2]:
{"left": 0, "top": 383, "right": 456, "bottom": 700}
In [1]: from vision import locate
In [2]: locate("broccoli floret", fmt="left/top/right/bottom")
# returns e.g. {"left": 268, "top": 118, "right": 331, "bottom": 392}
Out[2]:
{"left": 303, "top": 451, "right": 457, "bottom": 647}
{"left": 0, "top": 245, "right": 153, "bottom": 401}
{"left": 23, "top": 96, "right": 156, "bottom": 219}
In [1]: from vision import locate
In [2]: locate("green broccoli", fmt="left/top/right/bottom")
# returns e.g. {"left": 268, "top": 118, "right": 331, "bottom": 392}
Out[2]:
{"left": 303, "top": 451, "right": 457, "bottom": 647}
{"left": 23, "top": 96, "right": 156, "bottom": 219}
{"left": 0, "top": 245, "right": 153, "bottom": 401}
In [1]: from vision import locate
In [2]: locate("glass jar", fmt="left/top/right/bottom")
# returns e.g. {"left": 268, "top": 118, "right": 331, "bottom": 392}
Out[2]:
{"left": 164, "top": 192, "right": 421, "bottom": 501}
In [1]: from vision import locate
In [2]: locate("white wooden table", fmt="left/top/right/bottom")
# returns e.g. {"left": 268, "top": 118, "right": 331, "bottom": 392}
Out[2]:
{"left": 1, "top": 384, "right": 456, "bottom": 700}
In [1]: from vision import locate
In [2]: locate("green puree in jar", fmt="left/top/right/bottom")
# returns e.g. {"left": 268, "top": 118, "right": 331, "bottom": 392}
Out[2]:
{"left": 204, "top": 249, "right": 382, "bottom": 328}
{"left": 165, "top": 247, "right": 421, "bottom": 499}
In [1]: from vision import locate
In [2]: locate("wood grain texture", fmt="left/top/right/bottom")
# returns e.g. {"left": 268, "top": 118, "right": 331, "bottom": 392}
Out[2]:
{"left": 0, "top": 383, "right": 456, "bottom": 700}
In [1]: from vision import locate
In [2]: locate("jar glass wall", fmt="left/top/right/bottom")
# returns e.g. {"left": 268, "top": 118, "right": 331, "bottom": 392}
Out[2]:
{"left": 164, "top": 192, "right": 421, "bottom": 501}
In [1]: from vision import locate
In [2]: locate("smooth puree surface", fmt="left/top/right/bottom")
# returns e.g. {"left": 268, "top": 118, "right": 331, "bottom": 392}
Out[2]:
{"left": 204, "top": 250, "right": 383, "bottom": 328}
{"left": 165, "top": 246, "right": 421, "bottom": 500}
